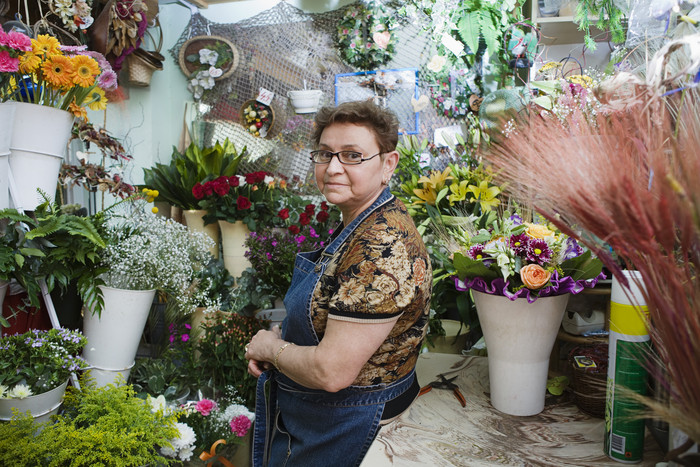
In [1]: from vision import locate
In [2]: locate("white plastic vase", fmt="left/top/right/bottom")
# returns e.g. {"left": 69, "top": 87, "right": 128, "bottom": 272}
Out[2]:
{"left": 0, "top": 379, "right": 68, "bottom": 425}
{"left": 8, "top": 102, "right": 74, "bottom": 210}
{"left": 473, "top": 290, "right": 570, "bottom": 416}
{"left": 219, "top": 220, "right": 251, "bottom": 279}
{"left": 184, "top": 209, "right": 220, "bottom": 258}
{"left": 82, "top": 286, "right": 156, "bottom": 387}
{"left": 0, "top": 101, "right": 15, "bottom": 210}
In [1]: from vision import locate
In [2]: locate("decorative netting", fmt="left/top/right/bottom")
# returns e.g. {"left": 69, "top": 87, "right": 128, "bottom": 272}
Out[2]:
{"left": 169, "top": 1, "right": 457, "bottom": 186}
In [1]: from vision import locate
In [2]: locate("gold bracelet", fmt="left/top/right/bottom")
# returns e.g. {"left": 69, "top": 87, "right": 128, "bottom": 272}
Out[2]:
{"left": 273, "top": 342, "right": 293, "bottom": 371}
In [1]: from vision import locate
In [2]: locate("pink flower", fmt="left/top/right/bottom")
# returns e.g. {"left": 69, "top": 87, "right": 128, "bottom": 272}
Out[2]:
{"left": 0, "top": 50, "right": 19, "bottom": 73}
{"left": 195, "top": 399, "right": 217, "bottom": 416}
{"left": 0, "top": 29, "right": 7, "bottom": 47}
{"left": 6, "top": 31, "right": 31, "bottom": 51}
{"left": 181, "top": 334, "right": 189, "bottom": 342}
{"left": 98, "top": 69, "right": 118, "bottom": 91}
{"left": 230, "top": 415, "right": 252, "bottom": 437}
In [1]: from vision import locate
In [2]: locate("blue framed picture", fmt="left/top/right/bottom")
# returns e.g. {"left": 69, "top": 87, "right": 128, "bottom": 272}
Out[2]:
{"left": 334, "top": 67, "right": 419, "bottom": 135}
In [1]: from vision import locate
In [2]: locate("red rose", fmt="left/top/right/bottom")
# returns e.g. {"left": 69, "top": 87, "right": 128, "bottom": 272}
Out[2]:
{"left": 316, "top": 211, "right": 330, "bottom": 223}
{"left": 237, "top": 195, "right": 252, "bottom": 210}
{"left": 304, "top": 203, "right": 316, "bottom": 214}
{"left": 299, "top": 212, "right": 311, "bottom": 226}
{"left": 228, "top": 176, "right": 240, "bottom": 187}
{"left": 192, "top": 183, "right": 205, "bottom": 200}
{"left": 213, "top": 178, "right": 230, "bottom": 197}
{"left": 278, "top": 208, "right": 290, "bottom": 220}
{"left": 245, "top": 172, "right": 257, "bottom": 184}
{"left": 203, "top": 182, "right": 213, "bottom": 196}
{"left": 320, "top": 201, "right": 329, "bottom": 211}
{"left": 288, "top": 225, "right": 300, "bottom": 234}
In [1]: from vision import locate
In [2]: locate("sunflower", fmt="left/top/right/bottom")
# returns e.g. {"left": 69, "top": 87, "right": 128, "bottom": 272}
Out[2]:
{"left": 42, "top": 55, "right": 74, "bottom": 88}
{"left": 87, "top": 87, "right": 108, "bottom": 111}
{"left": 68, "top": 100, "right": 88, "bottom": 120}
{"left": 32, "top": 34, "right": 61, "bottom": 57}
{"left": 19, "top": 52, "right": 42, "bottom": 74}
{"left": 70, "top": 55, "right": 100, "bottom": 87}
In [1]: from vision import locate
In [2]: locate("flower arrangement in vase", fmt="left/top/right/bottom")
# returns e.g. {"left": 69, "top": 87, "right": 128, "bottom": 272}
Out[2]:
{"left": 448, "top": 210, "right": 605, "bottom": 301}
{"left": 0, "top": 328, "right": 88, "bottom": 399}
{"left": 0, "top": 32, "right": 115, "bottom": 116}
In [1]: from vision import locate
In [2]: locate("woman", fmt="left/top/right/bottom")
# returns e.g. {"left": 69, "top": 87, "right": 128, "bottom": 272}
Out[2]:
{"left": 245, "top": 101, "right": 431, "bottom": 467}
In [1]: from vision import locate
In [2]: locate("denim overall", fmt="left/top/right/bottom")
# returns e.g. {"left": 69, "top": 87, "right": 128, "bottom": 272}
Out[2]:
{"left": 252, "top": 188, "right": 415, "bottom": 467}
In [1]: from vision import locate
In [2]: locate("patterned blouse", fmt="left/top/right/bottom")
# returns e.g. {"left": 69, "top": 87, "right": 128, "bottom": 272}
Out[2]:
{"left": 310, "top": 196, "right": 432, "bottom": 386}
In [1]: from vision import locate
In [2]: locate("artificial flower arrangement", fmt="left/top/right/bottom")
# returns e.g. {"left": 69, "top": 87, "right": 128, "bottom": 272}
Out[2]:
{"left": 448, "top": 210, "right": 605, "bottom": 302}
{"left": 337, "top": 0, "right": 396, "bottom": 70}
{"left": 98, "top": 194, "right": 218, "bottom": 316}
{"left": 0, "top": 32, "right": 115, "bottom": 118}
{"left": 185, "top": 41, "right": 233, "bottom": 101}
{"left": 158, "top": 391, "right": 255, "bottom": 462}
{"left": 194, "top": 171, "right": 278, "bottom": 231}
{"left": 242, "top": 100, "right": 272, "bottom": 137}
{"left": 49, "top": 0, "right": 94, "bottom": 34}
{"left": 0, "top": 328, "right": 88, "bottom": 399}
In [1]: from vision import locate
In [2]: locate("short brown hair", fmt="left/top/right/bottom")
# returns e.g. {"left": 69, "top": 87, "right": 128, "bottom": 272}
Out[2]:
{"left": 312, "top": 100, "right": 399, "bottom": 154}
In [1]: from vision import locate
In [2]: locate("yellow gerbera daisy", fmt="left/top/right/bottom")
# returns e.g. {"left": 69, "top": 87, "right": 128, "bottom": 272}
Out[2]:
{"left": 69, "top": 100, "right": 88, "bottom": 120}
{"left": 42, "top": 55, "right": 74, "bottom": 88}
{"left": 87, "top": 87, "right": 108, "bottom": 111}
{"left": 70, "top": 55, "right": 99, "bottom": 87}
{"left": 19, "top": 52, "right": 42, "bottom": 74}
{"left": 32, "top": 34, "right": 61, "bottom": 57}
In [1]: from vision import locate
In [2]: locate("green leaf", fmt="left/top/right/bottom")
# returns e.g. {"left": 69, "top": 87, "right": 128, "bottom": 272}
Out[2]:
{"left": 559, "top": 250, "right": 603, "bottom": 281}
{"left": 457, "top": 12, "right": 481, "bottom": 55}
{"left": 479, "top": 11, "right": 499, "bottom": 57}
{"left": 547, "top": 375, "right": 569, "bottom": 395}
{"left": 452, "top": 252, "right": 499, "bottom": 281}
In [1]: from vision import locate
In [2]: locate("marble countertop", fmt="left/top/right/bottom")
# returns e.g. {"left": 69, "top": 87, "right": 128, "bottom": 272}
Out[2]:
{"left": 361, "top": 353, "right": 664, "bottom": 467}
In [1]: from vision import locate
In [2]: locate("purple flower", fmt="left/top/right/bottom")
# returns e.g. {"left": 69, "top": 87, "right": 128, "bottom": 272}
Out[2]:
{"left": 509, "top": 214, "right": 523, "bottom": 225}
{"left": 563, "top": 237, "right": 583, "bottom": 260}
{"left": 509, "top": 233, "right": 529, "bottom": 255}
{"left": 526, "top": 239, "right": 552, "bottom": 265}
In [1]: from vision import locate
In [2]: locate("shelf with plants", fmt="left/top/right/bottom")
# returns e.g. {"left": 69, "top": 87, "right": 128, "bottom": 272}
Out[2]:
{"left": 525, "top": 0, "right": 610, "bottom": 47}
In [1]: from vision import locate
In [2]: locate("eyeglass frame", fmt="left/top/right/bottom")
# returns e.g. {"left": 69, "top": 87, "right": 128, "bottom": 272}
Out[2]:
{"left": 309, "top": 150, "right": 384, "bottom": 165}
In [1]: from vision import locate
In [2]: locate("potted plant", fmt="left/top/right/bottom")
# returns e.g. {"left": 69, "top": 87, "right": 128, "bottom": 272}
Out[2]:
{"left": 445, "top": 209, "right": 604, "bottom": 415}
{"left": 0, "top": 328, "right": 88, "bottom": 423}
{"left": 0, "top": 375, "right": 180, "bottom": 466}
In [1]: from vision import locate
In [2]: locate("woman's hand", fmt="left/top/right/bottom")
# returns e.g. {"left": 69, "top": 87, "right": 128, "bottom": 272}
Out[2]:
{"left": 245, "top": 325, "right": 284, "bottom": 377}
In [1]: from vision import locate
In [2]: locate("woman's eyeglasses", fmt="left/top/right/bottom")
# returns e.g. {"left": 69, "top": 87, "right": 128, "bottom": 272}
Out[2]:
{"left": 309, "top": 150, "right": 382, "bottom": 165}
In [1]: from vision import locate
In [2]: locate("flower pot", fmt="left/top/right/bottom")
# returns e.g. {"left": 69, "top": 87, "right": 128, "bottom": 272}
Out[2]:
{"left": 218, "top": 220, "right": 251, "bottom": 279}
{"left": 0, "top": 102, "right": 16, "bottom": 210}
{"left": 473, "top": 290, "right": 570, "bottom": 416}
{"left": 83, "top": 286, "right": 156, "bottom": 387}
{"left": 8, "top": 102, "right": 74, "bottom": 210}
{"left": 426, "top": 319, "right": 468, "bottom": 354}
{"left": 183, "top": 209, "right": 219, "bottom": 258}
{"left": 287, "top": 89, "right": 323, "bottom": 114}
{"left": 0, "top": 379, "right": 68, "bottom": 425}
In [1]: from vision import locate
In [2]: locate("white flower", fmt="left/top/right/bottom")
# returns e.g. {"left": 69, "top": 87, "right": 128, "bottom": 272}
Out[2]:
{"left": 8, "top": 384, "right": 33, "bottom": 399}
{"left": 263, "top": 175, "right": 274, "bottom": 185}
{"left": 427, "top": 54, "right": 447, "bottom": 73}
{"left": 161, "top": 422, "right": 196, "bottom": 461}
{"left": 237, "top": 175, "right": 247, "bottom": 187}
{"left": 208, "top": 66, "right": 223, "bottom": 78}
{"left": 496, "top": 253, "right": 512, "bottom": 279}
{"left": 148, "top": 394, "right": 168, "bottom": 413}
{"left": 198, "top": 48, "right": 219, "bottom": 66}
{"left": 0, "top": 384, "right": 7, "bottom": 398}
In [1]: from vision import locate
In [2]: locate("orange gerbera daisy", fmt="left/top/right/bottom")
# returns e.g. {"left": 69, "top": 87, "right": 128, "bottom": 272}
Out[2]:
{"left": 68, "top": 100, "right": 88, "bottom": 120}
{"left": 42, "top": 55, "right": 74, "bottom": 88}
{"left": 70, "top": 55, "right": 99, "bottom": 87}
{"left": 19, "top": 52, "right": 42, "bottom": 74}
{"left": 32, "top": 34, "right": 61, "bottom": 56}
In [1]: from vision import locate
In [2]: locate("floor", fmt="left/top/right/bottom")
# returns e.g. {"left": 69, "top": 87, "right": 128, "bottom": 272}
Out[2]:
{"left": 361, "top": 353, "right": 664, "bottom": 467}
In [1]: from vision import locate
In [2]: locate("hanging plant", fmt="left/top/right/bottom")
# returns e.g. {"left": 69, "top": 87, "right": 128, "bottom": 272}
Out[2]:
{"left": 336, "top": 0, "right": 397, "bottom": 71}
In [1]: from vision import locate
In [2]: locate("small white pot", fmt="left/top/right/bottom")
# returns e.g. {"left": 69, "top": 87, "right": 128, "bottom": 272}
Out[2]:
{"left": 287, "top": 90, "right": 322, "bottom": 114}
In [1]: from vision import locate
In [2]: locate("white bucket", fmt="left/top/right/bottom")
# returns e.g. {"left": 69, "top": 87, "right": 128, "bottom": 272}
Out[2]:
{"left": 7, "top": 149, "right": 62, "bottom": 209}
{"left": 0, "top": 379, "right": 68, "bottom": 425}
{"left": 287, "top": 90, "right": 323, "bottom": 114}
{"left": 0, "top": 153, "right": 8, "bottom": 210}
{"left": 0, "top": 101, "right": 15, "bottom": 155}
{"left": 83, "top": 286, "right": 156, "bottom": 387}
{"left": 219, "top": 220, "right": 251, "bottom": 279}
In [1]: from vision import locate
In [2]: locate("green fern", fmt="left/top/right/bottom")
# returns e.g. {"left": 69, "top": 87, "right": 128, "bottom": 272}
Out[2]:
{"left": 575, "top": 0, "right": 626, "bottom": 51}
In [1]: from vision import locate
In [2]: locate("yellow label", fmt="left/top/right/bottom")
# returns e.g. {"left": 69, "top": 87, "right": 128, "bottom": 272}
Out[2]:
{"left": 610, "top": 302, "right": 649, "bottom": 336}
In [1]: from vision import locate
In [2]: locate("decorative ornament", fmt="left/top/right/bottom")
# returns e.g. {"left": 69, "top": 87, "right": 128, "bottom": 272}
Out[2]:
{"left": 426, "top": 68, "right": 478, "bottom": 120}
{"left": 336, "top": 0, "right": 396, "bottom": 71}
{"left": 241, "top": 100, "right": 274, "bottom": 138}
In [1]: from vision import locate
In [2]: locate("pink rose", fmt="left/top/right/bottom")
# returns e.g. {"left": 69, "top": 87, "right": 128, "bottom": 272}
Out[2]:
{"left": 195, "top": 399, "right": 217, "bottom": 416}
{"left": 520, "top": 264, "right": 551, "bottom": 290}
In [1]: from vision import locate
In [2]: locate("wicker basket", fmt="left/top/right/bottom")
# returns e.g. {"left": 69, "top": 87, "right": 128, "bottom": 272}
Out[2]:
{"left": 178, "top": 35, "right": 239, "bottom": 80}
{"left": 569, "top": 343, "right": 608, "bottom": 418}
{"left": 240, "top": 99, "right": 275, "bottom": 138}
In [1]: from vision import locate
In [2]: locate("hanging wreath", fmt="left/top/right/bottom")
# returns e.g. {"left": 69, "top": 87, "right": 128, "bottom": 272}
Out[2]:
{"left": 424, "top": 66, "right": 481, "bottom": 120}
{"left": 336, "top": 0, "right": 396, "bottom": 71}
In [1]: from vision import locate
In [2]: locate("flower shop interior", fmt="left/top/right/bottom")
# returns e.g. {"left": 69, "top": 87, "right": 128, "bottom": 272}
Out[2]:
{"left": 1, "top": 0, "right": 699, "bottom": 465}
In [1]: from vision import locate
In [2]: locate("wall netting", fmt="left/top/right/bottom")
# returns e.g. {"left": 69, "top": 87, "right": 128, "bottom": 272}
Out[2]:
{"left": 170, "top": 1, "right": 458, "bottom": 187}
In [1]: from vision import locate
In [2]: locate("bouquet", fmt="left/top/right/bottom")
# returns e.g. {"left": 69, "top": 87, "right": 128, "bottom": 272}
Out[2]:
{"left": 0, "top": 328, "right": 88, "bottom": 398}
{"left": 194, "top": 171, "right": 278, "bottom": 231}
{"left": 0, "top": 33, "right": 116, "bottom": 118}
{"left": 449, "top": 210, "right": 605, "bottom": 302}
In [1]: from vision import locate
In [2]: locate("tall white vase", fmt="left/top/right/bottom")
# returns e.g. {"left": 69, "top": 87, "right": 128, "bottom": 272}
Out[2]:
{"left": 83, "top": 286, "right": 156, "bottom": 387}
{"left": 8, "top": 102, "right": 74, "bottom": 210}
{"left": 218, "top": 220, "right": 251, "bottom": 279}
{"left": 0, "top": 101, "right": 16, "bottom": 210}
{"left": 473, "top": 290, "right": 570, "bottom": 416}
{"left": 183, "top": 209, "right": 220, "bottom": 258}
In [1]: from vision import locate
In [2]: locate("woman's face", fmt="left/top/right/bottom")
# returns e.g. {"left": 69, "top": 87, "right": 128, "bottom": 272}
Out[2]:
{"left": 314, "top": 122, "right": 397, "bottom": 223}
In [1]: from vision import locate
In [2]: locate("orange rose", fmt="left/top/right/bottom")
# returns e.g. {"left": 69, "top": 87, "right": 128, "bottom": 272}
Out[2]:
{"left": 520, "top": 264, "right": 551, "bottom": 289}
{"left": 526, "top": 223, "right": 554, "bottom": 239}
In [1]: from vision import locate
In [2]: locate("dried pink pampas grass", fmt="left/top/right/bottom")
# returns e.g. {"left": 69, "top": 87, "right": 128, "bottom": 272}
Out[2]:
{"left": 486, "top": 86, "right": 700, "bottom": 446}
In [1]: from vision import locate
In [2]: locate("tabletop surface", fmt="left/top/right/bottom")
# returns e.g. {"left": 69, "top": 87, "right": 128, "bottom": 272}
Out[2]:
{"left": 361, "top": 353, "right": 664, "bottom": 467}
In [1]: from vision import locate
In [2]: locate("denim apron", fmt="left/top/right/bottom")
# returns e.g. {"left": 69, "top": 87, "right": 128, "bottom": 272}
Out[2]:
{"left": 252, "top": 188, "right": 415, "bottom": 467}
